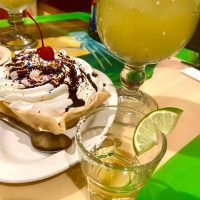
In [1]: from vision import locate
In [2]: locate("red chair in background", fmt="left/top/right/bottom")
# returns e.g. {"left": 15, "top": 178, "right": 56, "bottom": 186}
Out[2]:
{"left": 0, "top": 8, "right": 8, "bottom": 19}
{"left": 40, "top": 0, "right": 92, "bottom": 13}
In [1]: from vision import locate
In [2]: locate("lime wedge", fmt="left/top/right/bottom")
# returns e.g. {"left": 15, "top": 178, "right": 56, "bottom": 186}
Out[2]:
{"left": 133, "top": 107, "right": 183, "bottom": 155}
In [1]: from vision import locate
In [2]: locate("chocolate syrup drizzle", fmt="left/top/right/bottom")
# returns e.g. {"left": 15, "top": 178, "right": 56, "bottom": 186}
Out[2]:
{"left": 6, "top": 50, "right": 98, "bottom": 112}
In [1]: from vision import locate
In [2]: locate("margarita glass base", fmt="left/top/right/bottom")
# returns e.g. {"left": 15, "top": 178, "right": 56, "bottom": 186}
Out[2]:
{"left": 117, "top": 88, "right": 158, "bottom": 114}
{"left": 1, "top": 34, "right": 37, "bottom": 51}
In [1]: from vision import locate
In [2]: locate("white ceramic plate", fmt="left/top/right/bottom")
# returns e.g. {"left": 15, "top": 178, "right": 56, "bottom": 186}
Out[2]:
{"left": 0, "top": 46, "right": 11, "bottom": 65}
{"left": 0, "top": 70, "right": 118, "bottom": 183}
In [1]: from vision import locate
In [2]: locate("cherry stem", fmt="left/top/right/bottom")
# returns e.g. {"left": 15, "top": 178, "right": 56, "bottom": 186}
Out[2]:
{"left": 25, "top": 11, "right": 44, "bottom": 47}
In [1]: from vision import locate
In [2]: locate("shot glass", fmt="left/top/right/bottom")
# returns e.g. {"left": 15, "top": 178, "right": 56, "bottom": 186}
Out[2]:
{"left": 76, "top": 105, "right": 167, "bottom": 200}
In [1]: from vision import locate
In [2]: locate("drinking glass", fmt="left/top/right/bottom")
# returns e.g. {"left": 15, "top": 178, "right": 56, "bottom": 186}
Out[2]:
{"left": 76, "top": 105, "right": 167, "bottom": 200}
{"left": 96, "top": 0, "right": 200, "bottom": 113}
{"left": 0, "top": 0, "right": 37, "bottom": 50}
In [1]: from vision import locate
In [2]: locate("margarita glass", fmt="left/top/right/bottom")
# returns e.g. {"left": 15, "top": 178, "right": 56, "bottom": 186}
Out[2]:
{"left": 96, "top": 0, "right": 200, "bottom": 113}
{"left": 0, "top": 0, "right": 37, "bottom": 50}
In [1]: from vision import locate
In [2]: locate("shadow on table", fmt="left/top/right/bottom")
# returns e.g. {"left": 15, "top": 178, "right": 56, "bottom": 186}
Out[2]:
{"left": 66, "top": 163, "right": 87, "bottom": 189}
{"left": 137, "top": 179, "right": 199, "bottom": 200}
{"left": 0, "top": 163, "right": 87, "bottom": 200}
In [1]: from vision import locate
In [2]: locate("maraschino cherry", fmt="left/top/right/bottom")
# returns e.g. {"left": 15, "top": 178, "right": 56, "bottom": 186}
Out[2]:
{"left": 26, "top": 11, "right": 55, "bottom": 61}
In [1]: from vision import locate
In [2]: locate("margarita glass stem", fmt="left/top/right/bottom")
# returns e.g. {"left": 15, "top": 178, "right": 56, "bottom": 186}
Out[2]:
{"left": 8, "top": 11, "right": 24, "bottom": 36}
{"left": 120, "top": 63, "right": 145, "bottom": 97}
{"left": 118, "top": 64, "right": 158, "bottom": 113}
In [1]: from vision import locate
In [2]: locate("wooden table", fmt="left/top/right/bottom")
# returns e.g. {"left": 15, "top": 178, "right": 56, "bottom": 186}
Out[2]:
{"left": 0, "top": 13, "right": 199, "bottom": 199}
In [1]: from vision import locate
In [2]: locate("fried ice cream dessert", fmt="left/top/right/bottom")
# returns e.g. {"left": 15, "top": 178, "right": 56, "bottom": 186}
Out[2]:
{"left": 0, "top": 49, "right": 110, "bottom": 135}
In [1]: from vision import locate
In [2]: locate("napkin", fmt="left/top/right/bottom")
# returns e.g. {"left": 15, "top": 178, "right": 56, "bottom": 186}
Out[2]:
{"left": 181, "top": 67, "right": 200, "bottom": 82}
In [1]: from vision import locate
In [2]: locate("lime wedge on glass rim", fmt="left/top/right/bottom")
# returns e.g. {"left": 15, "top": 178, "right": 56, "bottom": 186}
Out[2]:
{"left": 133, "top": 107, "right": 183, "bottom": 155}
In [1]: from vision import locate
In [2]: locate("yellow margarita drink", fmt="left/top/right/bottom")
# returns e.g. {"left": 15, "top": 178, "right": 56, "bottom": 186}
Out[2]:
{"left": 96, "top": 0, "right": 200, "bottom": 64}
{"left": 0, "top": 0, "right": 35, "bottom": 11}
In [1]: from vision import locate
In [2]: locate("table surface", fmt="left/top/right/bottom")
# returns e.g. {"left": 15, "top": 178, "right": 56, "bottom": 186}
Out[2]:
{"left": 0, "top": 12, "right": 199, "bottom": 200}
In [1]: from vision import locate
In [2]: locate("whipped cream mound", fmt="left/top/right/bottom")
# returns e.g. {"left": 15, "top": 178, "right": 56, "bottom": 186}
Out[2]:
{"left": 0, "top": 49, "right": 108, "bottom": 122}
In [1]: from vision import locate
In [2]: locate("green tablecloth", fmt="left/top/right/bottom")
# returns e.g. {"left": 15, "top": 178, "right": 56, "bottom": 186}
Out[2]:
{"left": 137, "top": 135, "right": 200, "bottom": 200}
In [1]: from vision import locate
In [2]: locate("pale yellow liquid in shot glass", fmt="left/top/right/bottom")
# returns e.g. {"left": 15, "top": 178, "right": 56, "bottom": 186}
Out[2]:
{"left": 96, "top": 0, "right": 200, "bottom": 64}
{"left": 85, "top": 123, "right": 163, "bottom": 200}
{"left": 87, "top": 124, "right": 139, "bottom": 199}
